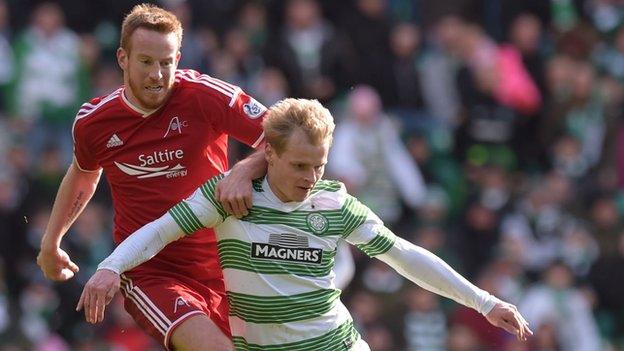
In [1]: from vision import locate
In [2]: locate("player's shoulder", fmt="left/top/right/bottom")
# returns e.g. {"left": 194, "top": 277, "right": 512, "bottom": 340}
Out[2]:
{"left": 313, "top": 179, "right": 345, "bottom": 193}
{"left": 175, "top": 69, "right": 241, "bottom": 102}
{"left": 309, "top": 179, "right": 348, "bottom": 210}
{"left": 74, "top": 88, "right": 123, "bottom": 125}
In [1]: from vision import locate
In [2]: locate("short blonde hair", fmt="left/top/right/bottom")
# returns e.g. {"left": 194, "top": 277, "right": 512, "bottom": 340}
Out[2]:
{"left": 263, "top": 98, "right": 335, "bottom": 155}
{"left": 120, "top": 4, "right": 183, "bottom": 52}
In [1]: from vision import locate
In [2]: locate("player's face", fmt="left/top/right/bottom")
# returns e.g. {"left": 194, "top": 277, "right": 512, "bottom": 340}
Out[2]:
{"left": 266, "top": 128, "right": 329, "bottom": 203}
{"left": 117, "top": 28, "right": 180, "bottom": 110}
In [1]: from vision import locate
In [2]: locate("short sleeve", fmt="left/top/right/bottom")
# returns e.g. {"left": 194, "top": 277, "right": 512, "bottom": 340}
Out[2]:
{"left": 177, "top": 70, "right": 265, "bottom": 147}
{"left": 72, "top": 116, "right": 101, "bottom": 172}
{"left": 220, "top": 90, "right": 266, "bottom": 148}
{"left": 168, "top": 174, "right": 227, "bottom": 235}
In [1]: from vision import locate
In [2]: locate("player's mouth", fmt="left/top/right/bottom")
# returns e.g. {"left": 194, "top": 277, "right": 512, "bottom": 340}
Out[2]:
{"left": 145, "top": 85, "right": 163, "bottom": 93}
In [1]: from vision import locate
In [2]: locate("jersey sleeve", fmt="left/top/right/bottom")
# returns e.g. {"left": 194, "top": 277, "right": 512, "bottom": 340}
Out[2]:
{"left": 168, "top": 174, "right": 228, "bottom": 235}
{"left": 72, "top": 110, "right": 101, "bottom": 171}
{"left": 182, "top": 70, "right": 266, "bottom": 148}
{"left": 220, "top": 89, "right": 266, "bottom": 148}
{"left": 341, "top": 192, "right": 397, "bottom": 257}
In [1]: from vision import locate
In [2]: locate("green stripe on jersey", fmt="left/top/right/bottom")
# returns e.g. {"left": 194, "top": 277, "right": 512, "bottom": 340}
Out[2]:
{"left": 199, "top": 174, "right": 227, "bottom": 220}
{"left": 218, "top": 240, "right": 335, "bottom": 276}
{"left": 232, "top": 320, "right": 360, "bottom": 351}
{"left": 169, "top": 202, "right": 205, "bottom": 235}
{"left": 243, "top": 207, "right": 346, "bottom": 237}
{"left": 356, "top": 226, "right": 396, "bottom": 257}
{"left": 228, "top": 289, "right": 341, "bottom": 324}
{"left": 340, "top": 196, "right": 369, "bottom": 238}
{"left": 311, "top": 180, "right": 342, "bottom": 194}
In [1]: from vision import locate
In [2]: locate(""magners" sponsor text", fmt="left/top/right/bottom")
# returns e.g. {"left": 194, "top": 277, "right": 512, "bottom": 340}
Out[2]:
{"left": 251, "top": 243, "right": 323, "bottom": 265}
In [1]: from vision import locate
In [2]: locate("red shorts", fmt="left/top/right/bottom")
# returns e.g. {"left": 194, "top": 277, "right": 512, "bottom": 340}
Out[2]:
{"left": 119, "top": 271, "right": 230, "bottom": 350}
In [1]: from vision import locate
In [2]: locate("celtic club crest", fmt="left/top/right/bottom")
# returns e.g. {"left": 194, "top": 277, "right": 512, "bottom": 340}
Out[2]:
{"left": 306, "top": 213, "right": 329, "bottom": 234}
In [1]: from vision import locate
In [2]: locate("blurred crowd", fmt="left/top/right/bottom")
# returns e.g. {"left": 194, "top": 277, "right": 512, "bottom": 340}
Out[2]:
{"left": 1, "top": 0, "right": 624, "bottom": 350}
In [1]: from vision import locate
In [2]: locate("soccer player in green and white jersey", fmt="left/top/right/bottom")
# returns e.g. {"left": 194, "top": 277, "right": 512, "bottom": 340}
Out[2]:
{"left": 78, "top": 98, "right": 532, "bottom": 350}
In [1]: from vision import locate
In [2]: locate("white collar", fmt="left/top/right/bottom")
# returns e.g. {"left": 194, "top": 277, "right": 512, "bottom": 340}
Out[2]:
{"left": 122, "top": 88, "right": 158, "bottom": 117}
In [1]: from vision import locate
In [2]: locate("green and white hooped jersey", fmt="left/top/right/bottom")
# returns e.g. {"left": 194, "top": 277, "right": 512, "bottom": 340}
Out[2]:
{"left": 169, "top": 175, "right": 395, "bottom": 350}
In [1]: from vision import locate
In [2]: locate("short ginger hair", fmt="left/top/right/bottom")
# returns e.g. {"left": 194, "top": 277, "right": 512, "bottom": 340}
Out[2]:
{"left": 120, "top": 3, "right": 183, "bottom": 52}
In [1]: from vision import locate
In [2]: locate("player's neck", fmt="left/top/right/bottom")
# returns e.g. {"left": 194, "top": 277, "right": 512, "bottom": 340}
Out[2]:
{"left": 122, "top": 88, "right": 159, "bottom": 117}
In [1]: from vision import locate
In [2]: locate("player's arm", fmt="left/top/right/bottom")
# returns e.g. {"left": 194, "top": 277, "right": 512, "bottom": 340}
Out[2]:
{"left": 77, "top": 176, "right": 227, "bottom": 323}
{"left": 342, "top": 194, "right": 532, "bottom": 341}
{"left": 210, "top": 83, "right": 267, "bottom": 218}
{"left": 216, "top": 146, "right": 266, "bottom": 218}
{"left": 37, "top": 161, "right": 102, "bottom": 281}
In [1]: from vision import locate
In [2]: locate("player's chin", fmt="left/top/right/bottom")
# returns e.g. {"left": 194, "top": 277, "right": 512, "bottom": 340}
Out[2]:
{"left": 141, "top": 93, "right": 167, "bottom": 109}
{"left": 293, "top": 187, "right": 311, "bottom": 201}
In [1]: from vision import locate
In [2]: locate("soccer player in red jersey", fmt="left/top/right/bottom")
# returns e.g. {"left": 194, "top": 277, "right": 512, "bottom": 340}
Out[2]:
{"left": 36, "top": 4, "right": 265, "bottom": 350}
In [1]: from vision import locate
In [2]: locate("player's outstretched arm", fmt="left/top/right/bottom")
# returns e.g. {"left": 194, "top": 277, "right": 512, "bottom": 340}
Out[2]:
{"left": 37, "top": 162, "right": 101, "bottom": 281}
{"left": 216, "top": 148, "right": 266, "bottom": 218}
{"left": 374, "top": 235, "right": 533, "bottom": 341}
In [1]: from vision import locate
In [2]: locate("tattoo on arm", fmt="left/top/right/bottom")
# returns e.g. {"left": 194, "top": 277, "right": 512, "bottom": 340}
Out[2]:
{"left": 66, "top": 191, "right": 85, "bottom": 226}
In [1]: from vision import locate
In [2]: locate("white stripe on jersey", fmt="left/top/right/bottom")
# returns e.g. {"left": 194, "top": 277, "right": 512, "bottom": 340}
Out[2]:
{"left": 120, "top": 275, "right": 170, "bottom": 335}
{"left": 228, "top": 87, "right": 242, "bottom": 107}
{"left": 176, "top": 71, "right": 237, "bottom": 99}
{"left": 227, "top": 303, "right": 353, "bottom": 346}
{"left": 72, "top": 88, "right": 122, "bottom": 144}
{"left": 251, "top": 131, "right": 265, "bottom": 148}
{"left": 178, "top": 69, "right": 238, "bottom": 91}
{"left": 76, "top": 88, "right": 122, "bottom": 118}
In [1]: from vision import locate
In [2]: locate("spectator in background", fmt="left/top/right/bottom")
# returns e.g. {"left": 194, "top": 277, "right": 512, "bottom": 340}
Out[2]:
{"left": 519, "top": 261, "right": 601, "bottom": 351}
{"left": 419, "top": 15, "right": 463, "bottom": 130}
{"left": 164, "top": 0, "right": 205, "bottom": 72}
{"left": 500, "top": 172, "right": 578, "bottom": 274}
{"left": 264, "top": 0, "right": 354, "bottom": 102}
{"left": 590, "top": 231, "right": 624, "bottom": 349}
{"left": 402, "top": 286, "right": 448, "bottom": 351}
{"left": 0, "top": 0, "right": 13, "bottom": 112}
{"left": 328, "top": 85, "right": 426, "bottom": 227}
{"left": 387, "top": 22, "right": 425, "bottom": 113}
{"left": 9, "top": 2, "right": 89, "bottom": 165}
{"left": 343, "top": 0, "right": 394, "bottom": 103}
{"left": 237, "top": 1, "right": 268, "bottom": 54}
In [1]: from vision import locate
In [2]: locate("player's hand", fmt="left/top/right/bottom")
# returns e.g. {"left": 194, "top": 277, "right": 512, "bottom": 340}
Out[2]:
{"left": 76, "top": 269, "right": 120, "bottom": 324}
{"left": 36, "top": 247, "right": 79, "bottom": 281}
{"left": 216, "top": 171, "right": 253, "bottom": 218}
{"left": 485, "top": 300, "right": 533, "bottom": 341}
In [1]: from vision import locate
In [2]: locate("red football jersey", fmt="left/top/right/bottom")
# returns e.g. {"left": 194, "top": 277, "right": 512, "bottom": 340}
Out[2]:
{"left": 72, "top": 69, "right": 266, "bottom": 279}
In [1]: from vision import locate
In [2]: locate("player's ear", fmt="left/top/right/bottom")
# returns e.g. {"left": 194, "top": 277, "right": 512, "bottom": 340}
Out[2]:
{"left": 176, "top": 51, "right": 181, "bottom": 64}
{"left": 117, "top": 47, "right": 128, "bottom": 70}
{"left": 265, "top": 143, "right": 274, "bottom": 166}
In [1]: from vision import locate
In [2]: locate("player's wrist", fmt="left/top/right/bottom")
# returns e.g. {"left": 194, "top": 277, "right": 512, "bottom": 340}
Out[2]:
{"left": 40, "top": 235, "right": 61, "bottom": 253}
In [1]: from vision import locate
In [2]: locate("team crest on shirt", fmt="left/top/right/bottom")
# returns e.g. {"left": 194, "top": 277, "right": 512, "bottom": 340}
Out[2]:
{"left": 163, "top": 116, "right": 189, "bottom": 138}
{"left": 306, "top": 213, "right": 329, "bottom": 235}
{"left": 242, "top": 98, "right": 266, "bottom": 119}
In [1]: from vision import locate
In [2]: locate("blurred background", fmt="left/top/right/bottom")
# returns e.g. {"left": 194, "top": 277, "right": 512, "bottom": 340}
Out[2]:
{"left": 1, "top": 0, "right": 624, "bottom": 350}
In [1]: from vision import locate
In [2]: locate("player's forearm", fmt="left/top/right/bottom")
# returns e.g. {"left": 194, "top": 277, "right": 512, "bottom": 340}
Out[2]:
{"left": 98, "top": 213, "right": 184, "bottom": 274}
{"left": 41, "top": 163, "right": 101, "bottom": 250}
{"left": 378, "top": 237, "right": 497, "bottom": 315}
{"left": 230, "top": 148, "right": 267, "bottom": 180}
